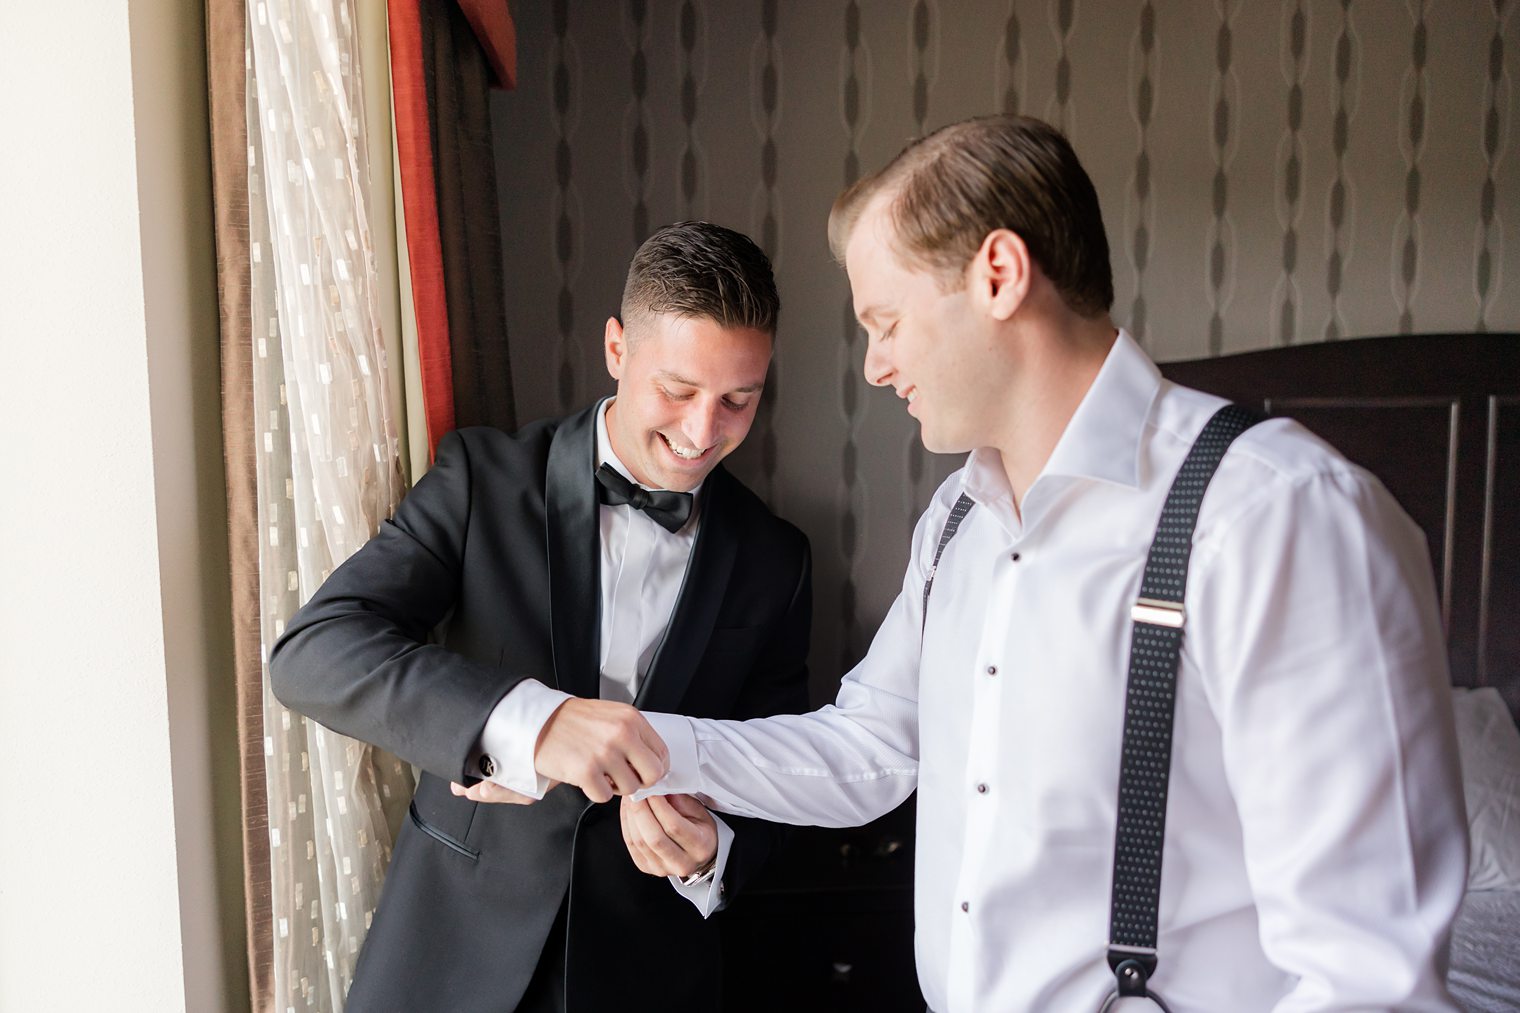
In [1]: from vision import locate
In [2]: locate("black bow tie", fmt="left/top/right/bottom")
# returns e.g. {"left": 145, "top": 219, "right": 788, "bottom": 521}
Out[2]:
{"left": 594, "top": 463, "right": 694, "bottom": 533}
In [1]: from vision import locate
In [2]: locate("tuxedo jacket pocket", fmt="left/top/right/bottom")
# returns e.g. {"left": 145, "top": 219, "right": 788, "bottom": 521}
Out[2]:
{"left": 409, "top": 803, "right": 480, "bottom": 860}
{"left": 409, "top": 776, "right": 480, "bottom": 860}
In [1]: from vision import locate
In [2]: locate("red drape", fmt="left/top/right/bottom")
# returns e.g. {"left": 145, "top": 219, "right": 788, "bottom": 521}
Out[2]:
{"left": 388, "top": 0, "right": 456, "bottom": 461}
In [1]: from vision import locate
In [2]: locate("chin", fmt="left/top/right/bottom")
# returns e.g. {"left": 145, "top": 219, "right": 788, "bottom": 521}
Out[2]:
{"left": 917, "top": 426, "right": 968, "bottom": 457}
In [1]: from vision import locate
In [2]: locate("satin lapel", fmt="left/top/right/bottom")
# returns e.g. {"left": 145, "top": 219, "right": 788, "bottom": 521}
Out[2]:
{"left": 636, "top": 466, "right": 738, "bottom": 713}
{"left": 545, "top": 404, "right": 601, "bottom": 700}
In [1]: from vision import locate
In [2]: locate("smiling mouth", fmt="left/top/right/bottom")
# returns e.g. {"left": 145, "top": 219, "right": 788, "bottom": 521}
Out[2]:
{"left": 659, "top": 432, "right": 711, "bottom": 462}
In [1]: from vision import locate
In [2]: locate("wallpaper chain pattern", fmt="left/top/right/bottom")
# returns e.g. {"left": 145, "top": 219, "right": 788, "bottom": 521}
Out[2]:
{"left": 1325, "top": 0, "right": 1359, "bottom": 340}
{"left": 1046, "top": 0, "right": 1076, "bottom": 132}
{"left": 998, "top": 1, "right": 1023, "bottom": 115}
{"left": 1476, "top": 0, "right": 1511, "bottom": 331}
{"left": 552, "top": 0, "right": 580, "bottom": 413}
{"left": 752, "top": 0, "right": 782, "bottom": 503}
{"left": 679, "top": 0, "right": 702, "bottom": 215}
{"left": 1277, "top": 0, "right": 1310, "bottom": 346}
{"left": 494, "top": 1, "right": 1520, "bottom": 687}
{"left": 1127, "top": 2, "right": 1159, "bottom": 346}
{"left": 905, "top": 1, "right": 936, "bottom": 542}
{"left": 1208, "top": 0, "right": 1240, "bottom": 355}
{"left": 627, "top": 0, "right": 652, "bottom": 245}
{"left": 1395, "top": 0, "right": 1430, "bottom": 334}
{"left": 839, "top": 0, "right": 869, "bottom": 668}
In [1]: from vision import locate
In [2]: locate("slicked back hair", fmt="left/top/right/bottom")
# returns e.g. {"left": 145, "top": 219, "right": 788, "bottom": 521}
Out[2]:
{"left": 621, "top": 221, "right": 780, "bottom": 340}
{"left": 828, "top": 114, "right": 1113, "bottom": 318}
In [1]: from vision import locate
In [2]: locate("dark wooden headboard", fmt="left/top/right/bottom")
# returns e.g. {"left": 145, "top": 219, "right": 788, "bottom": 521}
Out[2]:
{"left": 1159, "top": 334, "right": 1520, "bottom": 720}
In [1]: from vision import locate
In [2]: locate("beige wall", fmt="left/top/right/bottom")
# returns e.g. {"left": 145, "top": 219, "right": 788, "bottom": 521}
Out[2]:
{"left": 0, "top": 1, "right": 241, "bottom": 1010}
{"left": 492, "top": 0, "right": 1520, "bottom": 690}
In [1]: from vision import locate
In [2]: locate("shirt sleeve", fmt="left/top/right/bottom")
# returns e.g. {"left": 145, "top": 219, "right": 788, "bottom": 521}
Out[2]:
{"left": 634, "top": 498, "right": 946, "bottom": 828}
{"left": 666, "top": 814, "right": 735, "bottom": 917}
{"left": 474, "top": 679, "right": 571, "bottom": 799}
{"left": 1188, "top": 467, "right": 1468, "bottom": 1011}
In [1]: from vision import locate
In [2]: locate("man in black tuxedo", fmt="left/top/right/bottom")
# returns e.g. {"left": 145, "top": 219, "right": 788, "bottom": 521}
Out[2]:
{"left": 270, "top": 222, "right": 811, "bottom": 1013}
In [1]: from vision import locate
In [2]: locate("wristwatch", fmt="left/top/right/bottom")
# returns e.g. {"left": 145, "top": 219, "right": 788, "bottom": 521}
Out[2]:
{"left": 679, "top": 855, "right": 718, "bottom": 888}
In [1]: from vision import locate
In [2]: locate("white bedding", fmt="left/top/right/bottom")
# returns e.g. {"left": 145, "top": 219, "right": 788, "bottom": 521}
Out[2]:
{"left": 1448, "top": 889, "right": 1520, "bottom": 1012}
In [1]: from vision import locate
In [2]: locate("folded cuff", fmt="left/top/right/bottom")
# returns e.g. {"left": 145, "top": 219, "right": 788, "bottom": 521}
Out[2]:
{"left": 476, "top": 679, "right": 571, "bottom": 799}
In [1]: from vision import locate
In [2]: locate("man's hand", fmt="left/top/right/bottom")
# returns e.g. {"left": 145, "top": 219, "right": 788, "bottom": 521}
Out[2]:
{"left": 619, "top": 793, "right": 718, "bottom": 879}
{"left": 534, "top": 698, "right": 669, "bottom": 804}
{"left": 450, "top": 780, "right": 551, "bottom": 804}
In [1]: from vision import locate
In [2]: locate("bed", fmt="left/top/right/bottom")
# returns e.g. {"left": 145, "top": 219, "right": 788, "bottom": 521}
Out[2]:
{"left": 1161, "top": 332, "right": 1520, "bottom": 1012}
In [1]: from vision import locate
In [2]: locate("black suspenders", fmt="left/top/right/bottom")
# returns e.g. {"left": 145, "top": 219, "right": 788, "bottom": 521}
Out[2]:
{"left": 921, "top": 492, "right": 976, "bottom": 638}
{"left": 920, "top": 405, "right": 1264, "bottom": 1009}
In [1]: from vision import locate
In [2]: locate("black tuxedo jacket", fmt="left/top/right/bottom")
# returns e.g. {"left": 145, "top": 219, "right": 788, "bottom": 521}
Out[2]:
{"left": 269, "top": 404, "right": 812, "bottom": 1012}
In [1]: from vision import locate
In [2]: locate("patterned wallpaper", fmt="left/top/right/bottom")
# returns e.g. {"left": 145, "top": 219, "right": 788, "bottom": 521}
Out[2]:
{"left": 492, "top": 0, "right": 1519, "bottom": 694}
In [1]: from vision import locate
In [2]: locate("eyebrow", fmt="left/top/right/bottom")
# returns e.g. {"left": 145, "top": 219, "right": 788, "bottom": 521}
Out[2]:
{"left": 855, "top": 304, "right": 889, "bottom": 327}
{"left": 654, "top": 370, "right": 765, "bottom": 394}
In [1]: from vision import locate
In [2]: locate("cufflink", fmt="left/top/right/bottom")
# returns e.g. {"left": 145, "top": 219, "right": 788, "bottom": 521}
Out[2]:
{"left": 478, "top": 754, "right": 497, "bottom": 779}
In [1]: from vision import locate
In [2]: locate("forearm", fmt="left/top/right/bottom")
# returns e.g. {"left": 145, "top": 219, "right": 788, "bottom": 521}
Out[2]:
{"left": 641, "top": 701, "right": 919, "bottom": 828}
{"left": 271, "top": 608, "right": 521, "bottom": 781}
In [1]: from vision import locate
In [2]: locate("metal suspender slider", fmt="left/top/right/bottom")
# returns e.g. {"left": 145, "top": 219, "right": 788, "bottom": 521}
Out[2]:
{"left": 1130, "top": 598, "right": 1185, "bottom": 629}
{"left": 1098, "top": 404, "right": 1263, "bottom": 1013}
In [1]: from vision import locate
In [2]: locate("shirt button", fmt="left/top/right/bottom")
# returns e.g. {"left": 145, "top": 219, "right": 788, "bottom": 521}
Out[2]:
{"left": 976, "top": 782, "right": 988, "bottom": 794}
{"left": 1010, "top": 551, "right": 1021, "bottom": 562}
{"left": 986, "top": 665, "right": 998, "bottom": 676}
{"left": 960, "top": 901, "right": 970, "bottom": 913}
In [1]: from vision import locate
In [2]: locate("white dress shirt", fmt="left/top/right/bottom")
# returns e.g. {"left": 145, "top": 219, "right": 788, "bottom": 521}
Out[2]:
{"left": 640, "top": 331, "right": 1468, "bottom": 1011}
{"left": 477, "top": 397, "right": 733, "bottom": 916}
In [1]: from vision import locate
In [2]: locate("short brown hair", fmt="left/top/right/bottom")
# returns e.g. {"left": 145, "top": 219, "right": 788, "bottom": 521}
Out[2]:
{"left": 622, "top": 221, "right": 780, "bottom": 337}
{"left": 828, "top": 115, "right": 1113, "bottom": 317}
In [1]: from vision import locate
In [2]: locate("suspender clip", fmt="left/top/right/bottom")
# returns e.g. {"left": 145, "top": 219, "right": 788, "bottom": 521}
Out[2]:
{"left": 1101, "top": 945, "right": 1173, "bottom": 1011}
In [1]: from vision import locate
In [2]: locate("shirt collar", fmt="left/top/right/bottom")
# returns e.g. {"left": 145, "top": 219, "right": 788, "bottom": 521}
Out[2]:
{"left": 961, "top": 328, "right": 1160, "bottom": 505}
{"left": 1033, "top": 328, "right": 1159, "bottom": 489}
{"left": 595, "top": 396, "right": 706, "bottom": 497}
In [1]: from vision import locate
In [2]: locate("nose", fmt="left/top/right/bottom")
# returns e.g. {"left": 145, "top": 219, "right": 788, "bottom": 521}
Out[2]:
{"left": 863, "top": 336, "right": 893, "bottom": 387}
{"left": 682, "top": 398, "right": 722, "bottom": 450}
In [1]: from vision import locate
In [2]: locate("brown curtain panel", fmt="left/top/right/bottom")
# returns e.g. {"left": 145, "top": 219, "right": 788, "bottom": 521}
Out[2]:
{"left": 205, "top": 0, "right": 271, "bottom": 1010}
{"left": 422, "top": 0, "right": 517, "bottom": 432}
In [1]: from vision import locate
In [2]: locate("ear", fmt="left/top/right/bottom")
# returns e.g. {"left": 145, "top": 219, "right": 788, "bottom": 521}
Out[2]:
{"left": 604, "top": 316, "right": 628, "bottom": 380}
{"left": 969, "top": 229, "right": 1031, "bottom": 322}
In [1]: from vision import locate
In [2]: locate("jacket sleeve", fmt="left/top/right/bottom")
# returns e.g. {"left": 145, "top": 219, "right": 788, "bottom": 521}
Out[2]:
{"left": 269, "top": 429, "right": 527, "bottom": 782}
{"left": 707, "top": 534, "right": 814, "bottom": 903}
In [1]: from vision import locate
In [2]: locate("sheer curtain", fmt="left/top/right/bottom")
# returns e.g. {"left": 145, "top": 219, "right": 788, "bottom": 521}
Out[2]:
{"left": 247, "top": 2, "right": 414, "bottom": 1008}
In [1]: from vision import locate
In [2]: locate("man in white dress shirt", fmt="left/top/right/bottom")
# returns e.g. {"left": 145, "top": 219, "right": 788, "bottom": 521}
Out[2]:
{"left": 634, "top": 116, "right": 1469, "bottom": 1011}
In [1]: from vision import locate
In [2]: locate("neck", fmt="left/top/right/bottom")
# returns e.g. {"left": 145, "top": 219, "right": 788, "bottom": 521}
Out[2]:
{"left": 602, "top": 398, "right": 649, "bottom": 488}
{"left": 990, "top": 315, "right": 1118, "bottom": 509}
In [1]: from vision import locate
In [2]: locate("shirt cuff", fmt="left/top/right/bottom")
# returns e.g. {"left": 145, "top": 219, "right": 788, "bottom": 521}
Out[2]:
{"left": 474, "top": 679, "right": 571, "bottom": 799}
{"left": 634, "top": 711, "right": 702, "bottom": 799}
{"left": 667, "top": 813, "right": 734, "bottom": 918}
